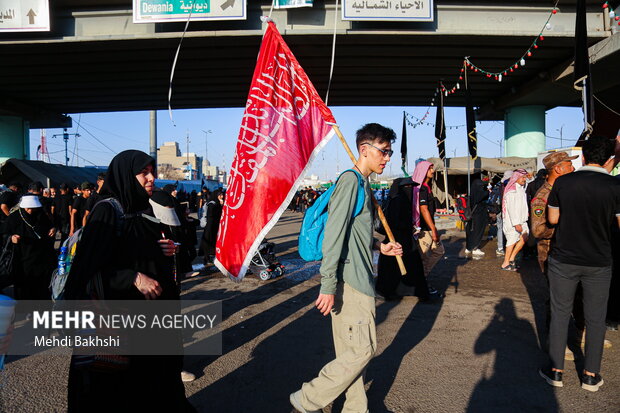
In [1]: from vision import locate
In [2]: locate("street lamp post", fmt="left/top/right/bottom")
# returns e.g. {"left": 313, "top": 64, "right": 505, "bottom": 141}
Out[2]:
{"left": 186, "top": 130, "right": 191, "bottom": 180}
{"left": 557, "top": 124, "right": 564, "bottom": 148}
{"left": 51, "top": 128, "right": 80, "bottom": 166}
{"left": 202, "top": 129, "right": 212, "bottom": 178}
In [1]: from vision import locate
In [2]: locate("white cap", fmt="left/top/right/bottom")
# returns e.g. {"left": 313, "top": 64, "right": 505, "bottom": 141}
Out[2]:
{"left": 19, "top": 195, "right": 42, "bottom": 208}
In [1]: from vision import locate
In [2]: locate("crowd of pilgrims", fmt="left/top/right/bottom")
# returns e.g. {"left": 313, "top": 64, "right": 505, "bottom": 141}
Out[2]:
{"left": 0, "top": 136, "right": 617, "bottom": 404}
{"left": 0, "top": 172, "right": 226, "bottom": 302}
{"left": 374, "top": 135, "right": 619, "bottom": 391}
{"left": 0, "top": 151, "right": 232, "bottom": 410}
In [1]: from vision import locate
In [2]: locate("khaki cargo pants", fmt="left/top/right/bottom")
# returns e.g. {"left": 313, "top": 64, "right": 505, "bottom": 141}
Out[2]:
{"left": 300, "top": 282, "right": 377, "bottom": 413}
{"left": 418, "top": 230, "right": 445, "bottom": 278}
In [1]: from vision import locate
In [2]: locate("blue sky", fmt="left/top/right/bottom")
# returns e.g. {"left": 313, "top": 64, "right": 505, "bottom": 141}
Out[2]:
{"left": 29, "top": 105, "right": 586, "bottom": 181}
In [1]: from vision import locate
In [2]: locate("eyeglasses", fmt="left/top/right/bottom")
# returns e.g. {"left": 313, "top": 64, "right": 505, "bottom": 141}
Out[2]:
{"left": 362, "top": 143, "right": 393, "bottom": 158}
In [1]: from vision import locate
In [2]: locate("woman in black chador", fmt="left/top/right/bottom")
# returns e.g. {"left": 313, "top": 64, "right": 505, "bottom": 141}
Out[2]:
{"left": 5, "top": 195, "right": 56, "bottom": 300}
{"left": 201, "top": 189, "right": 224, "bottom": 264}
{"left": 65, "top": 150, "right": 195, "bottom": 412}
{"left": 377, "top": 178, "right": 433, "bottom": 301}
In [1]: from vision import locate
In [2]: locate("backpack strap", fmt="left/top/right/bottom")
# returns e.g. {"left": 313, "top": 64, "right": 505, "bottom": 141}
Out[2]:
{"left": 90, "top": 198, "right": 127, "bottom": 237}
{"left": 340, "top": 169, "right": 366, "bottom": 217}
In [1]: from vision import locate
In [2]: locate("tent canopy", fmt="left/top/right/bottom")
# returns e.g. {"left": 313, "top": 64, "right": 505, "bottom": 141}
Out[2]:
{"left": 0, "top": 159, "right": 105, "bottom": 187}
{"left": 427, "top": 156, "right": 536, "bottom": 175}
{"left": 155, "top": 179, "right": 222, "bottom": 193}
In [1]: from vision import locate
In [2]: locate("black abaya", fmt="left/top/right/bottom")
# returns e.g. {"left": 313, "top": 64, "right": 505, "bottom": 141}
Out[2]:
{"left": 201, "top": 198, "right": 223, "bottom": 259}
{"left": 5, "top": 208, "right": 56, "bottom": 300}
{"left": 65, "top": 150, "right": 195, "bottom": 413}
{"left": 466, "top": 179, "right": 490, "bottom": 251}
{"left": 377, "top": 178, "right": 430, "bottom": 300}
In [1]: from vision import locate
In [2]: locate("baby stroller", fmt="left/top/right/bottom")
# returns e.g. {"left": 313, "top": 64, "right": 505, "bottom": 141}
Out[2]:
{"left": 249, "top": 239, "right": 285, "bottom": 281}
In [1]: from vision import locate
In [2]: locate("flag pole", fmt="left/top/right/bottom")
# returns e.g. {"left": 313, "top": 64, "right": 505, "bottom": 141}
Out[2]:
{"left": 331, "top": 124, "right": 407, "bottom": 276}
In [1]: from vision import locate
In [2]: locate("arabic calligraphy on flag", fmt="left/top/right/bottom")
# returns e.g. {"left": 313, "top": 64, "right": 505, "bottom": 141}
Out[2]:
{"left": 214, "top": 21, "right": 336, "bottom": 280}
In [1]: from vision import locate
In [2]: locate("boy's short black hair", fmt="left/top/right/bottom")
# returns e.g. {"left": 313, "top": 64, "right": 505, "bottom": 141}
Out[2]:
{"left": 355, "top": 123, "right": 397, "bottom": 149}
{"left": 582, "top": 135, "right": 615, "bottom": 166}
{"left": 28, "top": 181, "right": 44, "bottom": 192}
{"left": 97, "top": 172, "right": 106, "bottom": 181}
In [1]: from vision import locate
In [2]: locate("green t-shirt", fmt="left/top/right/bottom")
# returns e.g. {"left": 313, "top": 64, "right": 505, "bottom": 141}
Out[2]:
{"left": 319, "top": 170, "right": 375, "bottom": 297}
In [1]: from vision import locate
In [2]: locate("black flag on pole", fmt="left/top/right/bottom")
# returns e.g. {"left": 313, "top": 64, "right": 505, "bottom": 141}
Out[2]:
{"left": 435, "top": 84, "right": 446, "bottom": 160}
{"left": 400, "top": 111, "right": 408, "bottom": 173}
{"left": 465, "top": 71, "right": 478, "bottom": 160}
{"left": 574, "top": 0, "right": 594, "bottom": 145}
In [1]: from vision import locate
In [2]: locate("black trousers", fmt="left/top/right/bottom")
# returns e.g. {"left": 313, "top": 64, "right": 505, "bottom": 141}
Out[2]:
{"left": 465, "top": 211, "right": 487, "bottom": 251}
{"left": 548, "top": 257, "right": 611, "bottom": 373}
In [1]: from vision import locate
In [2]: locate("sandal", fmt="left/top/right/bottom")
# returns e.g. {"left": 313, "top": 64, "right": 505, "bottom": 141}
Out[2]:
{"left": 510, "top": 260, "right": 521, "bottom": 269}
{"left": 501, "top": 263, "right": 517, "bottom": 271}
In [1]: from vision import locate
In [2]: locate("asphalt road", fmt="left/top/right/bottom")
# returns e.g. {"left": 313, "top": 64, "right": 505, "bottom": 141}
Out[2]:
{"left": 1, "top": 211, "right": 618, "bottom": 412}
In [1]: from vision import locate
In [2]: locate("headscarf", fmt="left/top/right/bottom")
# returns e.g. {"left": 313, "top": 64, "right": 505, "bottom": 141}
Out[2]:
{"left": 162, "top": 184, "right": 177, "bottom": 195}
{"left": 149, "top": 189, "right": 181, "bottom": 227}
{"left": 209, "top": 189, "right": 224, "bottom": 203}
{"left": 502, "top": 168, "right": 528, "bottom": 216}
{"left": 501, "top": 170, "right": 513, "bottom": 183}
{"left": 100, "top": 150, "right": 155, "bottom": 213}
{"left": 411, "top": 161, "right": 433, "bottom": 228}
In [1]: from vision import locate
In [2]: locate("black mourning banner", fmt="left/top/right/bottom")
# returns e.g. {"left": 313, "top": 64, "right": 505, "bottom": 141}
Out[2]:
{"left": 465, "top": 76, "right": 478, "bottom": 160}
{"left": 435, "top": 85, "right": 446, "bottom": 160}
{"left": 574, "top": 0, "right": 594, "bottom": 145}
{"left": 400, "top": 111, "right": 408, "bottom": 170}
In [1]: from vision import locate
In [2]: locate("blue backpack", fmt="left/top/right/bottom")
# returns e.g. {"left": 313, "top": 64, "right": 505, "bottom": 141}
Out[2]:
{"left": 298, "top": 169, "right": 365, "bottom": 261}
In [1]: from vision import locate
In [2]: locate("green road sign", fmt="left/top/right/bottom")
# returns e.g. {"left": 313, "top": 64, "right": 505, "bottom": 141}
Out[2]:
{"left": 133, "top": 0, "right": 246, "bottom": 23}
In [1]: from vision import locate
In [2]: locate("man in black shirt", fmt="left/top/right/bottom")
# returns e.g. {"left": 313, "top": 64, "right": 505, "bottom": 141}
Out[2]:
{"left": 70, "top": 182, "right": 93, "bottom": 236}
{"left": 0, "top": 182, "right": 22, "bottom": 236}
{"left": 417, "top": 163, "right": 445, "bottom": 277}
{"left": 540, "top": 136, "right": 620, "bottom": 392}
{"left": 82, "top": 173, "right": 105, "bottom": 226}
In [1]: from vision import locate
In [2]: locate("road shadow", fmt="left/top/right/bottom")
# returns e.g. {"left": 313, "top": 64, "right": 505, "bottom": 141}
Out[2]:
{"left": 517, "top": 260, "right": 551, "bottom": 351}
{"left": 187, "top": 302, "right": 333, "bottom": 412}
{"left": 465, "top": 298, "right": 559, "bottom": 413}
{"left": 360, "top": 234, "right": 467, "bottom": 413}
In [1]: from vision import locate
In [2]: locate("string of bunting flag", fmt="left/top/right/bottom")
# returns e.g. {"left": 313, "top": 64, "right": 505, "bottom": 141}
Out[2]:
{"left": 429, "top": 0, "right": 616, "bottom": 99}
{"left": 404, "top": 111, "right": 467, "bottom": 130}
{"left": 603, "top": 1, "right": 620, "bottom": 23}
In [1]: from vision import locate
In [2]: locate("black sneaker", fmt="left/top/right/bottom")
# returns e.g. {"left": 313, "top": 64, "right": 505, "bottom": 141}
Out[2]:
{"left": 539, "top": 367, "right": 563, "bottom": 387}
{"left": 581, "top": 373, "right": 604, "bottom": 392}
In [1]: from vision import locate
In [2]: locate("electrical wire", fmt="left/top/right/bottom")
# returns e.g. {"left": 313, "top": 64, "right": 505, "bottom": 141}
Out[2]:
{"left": 594, "top": 95, "right": 620, "bottom": 118}
{"left": 73, "top": 120, "right": 117, "bottom": 154}
{"left": 78, "top": 120, "right": 145, "bottom": 144}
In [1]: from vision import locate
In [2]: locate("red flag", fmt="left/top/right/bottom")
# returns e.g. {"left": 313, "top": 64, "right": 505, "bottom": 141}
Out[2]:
{"left": 215, "top": 21, "right": 336, "bottom": 280}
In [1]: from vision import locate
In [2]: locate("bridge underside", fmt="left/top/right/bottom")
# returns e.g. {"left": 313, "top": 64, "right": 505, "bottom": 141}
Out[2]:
{"left": 0, "top": 0, "right": 618, "bottom": 126}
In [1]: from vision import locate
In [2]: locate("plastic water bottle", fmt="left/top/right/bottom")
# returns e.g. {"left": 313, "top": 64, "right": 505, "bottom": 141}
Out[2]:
{"left": 58, "top": 246, "right": 68, "bottom": 276}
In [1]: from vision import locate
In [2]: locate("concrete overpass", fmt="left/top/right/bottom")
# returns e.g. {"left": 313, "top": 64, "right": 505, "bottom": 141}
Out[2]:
{"left": 0, "top": 0, "right": 619, "bottom": 159}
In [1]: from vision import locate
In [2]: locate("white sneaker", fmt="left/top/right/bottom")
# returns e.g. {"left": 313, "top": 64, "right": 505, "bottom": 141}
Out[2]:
{"left": 289, "top": 391, "right": 321, "bottom": 413}
{"left": 464, "top": 249, "right": 472, "bottom": 255}
{"left": 472, "top": 249, "right": 485, "bottom": 256}
{"left": 181, "top": 371, "right": 196, "bottom": 382}
{"left": 496, "top": 249, "right": 505, "bottom": 256}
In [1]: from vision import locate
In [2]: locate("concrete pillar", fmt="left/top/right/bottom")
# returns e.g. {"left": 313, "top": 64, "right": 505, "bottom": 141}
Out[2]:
{"left": 504, "top": 105, "right": 546, "bottom": 158}
{"left": 0, "top": 116, "right": 30, "bottom": 163}
{"left": 149, "top": 110, "right": 157, "bottom": 166}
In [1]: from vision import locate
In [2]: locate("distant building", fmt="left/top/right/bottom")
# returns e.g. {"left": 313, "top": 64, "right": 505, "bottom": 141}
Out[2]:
{"left": 202, "top": 158, "right": 227, "bottom": 185}
{"left": 157, "top": 141, "right": 202, "bottom": 180}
